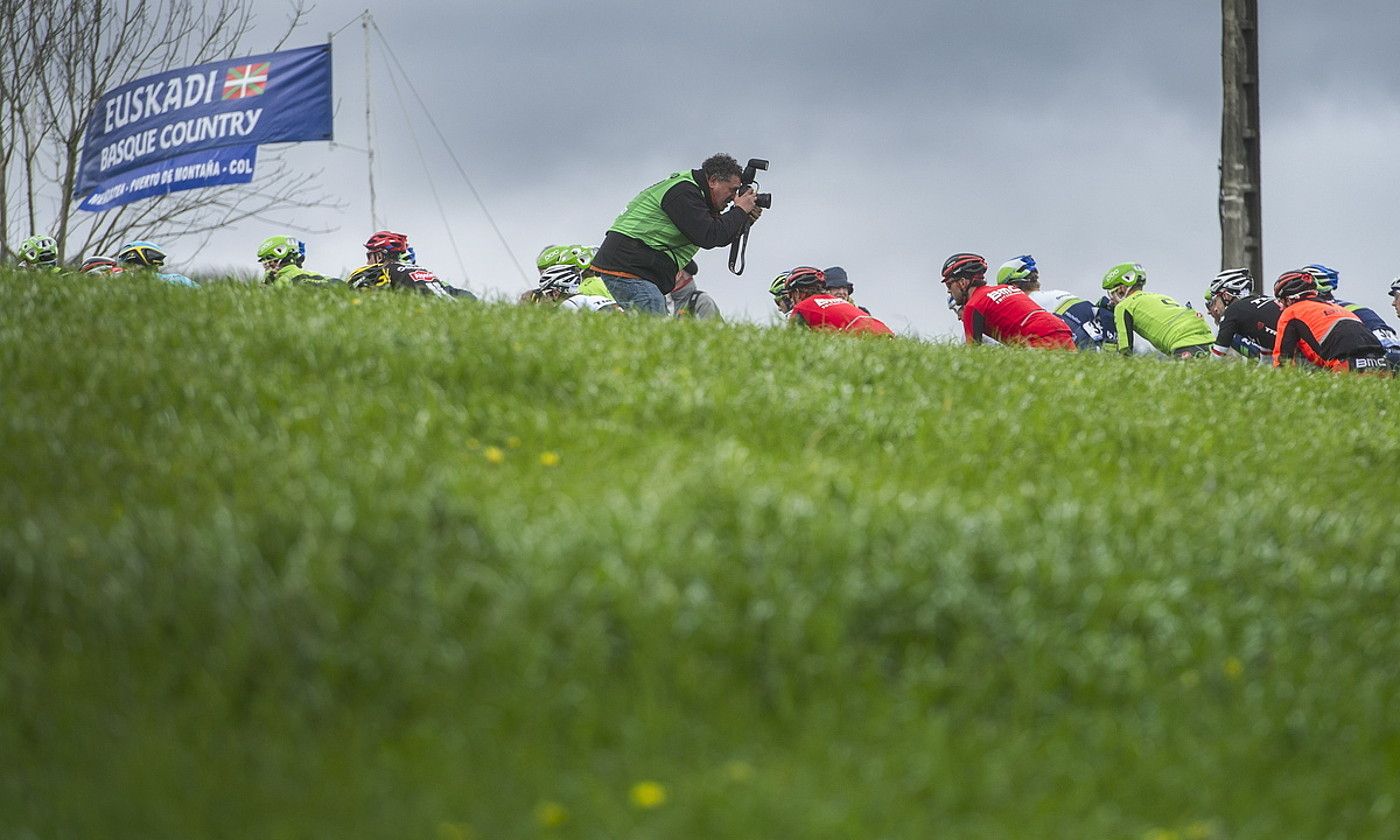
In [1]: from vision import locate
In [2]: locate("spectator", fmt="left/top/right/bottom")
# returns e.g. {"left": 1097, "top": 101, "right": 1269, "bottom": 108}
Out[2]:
{"left": 668, "top": 260, "right": 721, "bottom": 319}
{"left": 590, "top": 153, "right": 762, "bottom": 313}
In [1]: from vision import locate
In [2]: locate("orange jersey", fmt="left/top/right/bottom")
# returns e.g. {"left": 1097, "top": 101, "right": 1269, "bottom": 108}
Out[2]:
{"left": 1273, "top": 298, "right": 1383, "bottom": 371}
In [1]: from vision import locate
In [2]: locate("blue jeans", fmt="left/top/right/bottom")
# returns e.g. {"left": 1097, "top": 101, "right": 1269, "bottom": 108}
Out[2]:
{"left": 600, "top": 275, "right": 667, "bottom": 315}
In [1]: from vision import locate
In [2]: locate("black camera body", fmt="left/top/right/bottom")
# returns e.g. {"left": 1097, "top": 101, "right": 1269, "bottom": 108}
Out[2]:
{"left": 740, "top": 158, "right": 772, "bottom": 209}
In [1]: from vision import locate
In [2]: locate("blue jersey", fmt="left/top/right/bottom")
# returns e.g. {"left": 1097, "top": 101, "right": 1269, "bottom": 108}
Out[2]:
{"left": 1333, "top": 298, "right": 1400, "bottom": 347}
{"left": 1031, "top": 289, "right": 1103, "bottom": 349}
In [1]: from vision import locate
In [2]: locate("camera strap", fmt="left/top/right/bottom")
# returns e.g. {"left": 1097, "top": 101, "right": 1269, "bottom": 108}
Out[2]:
{"left": 728, "top": 223, "right": 751, "bottom": 275}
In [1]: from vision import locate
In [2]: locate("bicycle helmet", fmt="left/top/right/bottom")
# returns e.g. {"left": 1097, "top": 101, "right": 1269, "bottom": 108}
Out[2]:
{"left": 347, "top": 263, "right": 389, "bottom": 289}
{"left": 81, "top": 255, "right": 121, "bottom": 275}
{"left": 1102, "top": 262, "right": 1147, "bottom": 290}
{"left": 538, "top": 263, "right": 582, "bottom": 296}
{"left": 996, "top": 254, "right": 1038, "bottom": 285}
{"left": 1303, "top": 264, "right": 1339, "bottom": 296}
{"left": 1389, "top": 277, "right": 1400, "bottom": 298}
{"left": 562, "top": 245, "right": 594, "bottom": 270}
{"left": 1208, "top": 267, "right": 1253, "bottom": 300}
{"left": 941, "top": 253, "right": 987, "bottom": 282}
{"left": 17, "top": 234, "right": 59, "bottom": 266}
{"left": 256, "top": 235, "right": 303, "bottom": 268}
{"left": 783, "top": 265, "right": 826, "bottom": 293}
{"left": 364, "top": 230, "right": 409, "bottom": 259}
{"left": 116, "top": 240, "right": 167, "bottom": 267}
{"left": 1273, "top": 270, "right": 1318, "bottom": 303}
{"left": 535, "top": 244, "right": 567, "bottom": 270}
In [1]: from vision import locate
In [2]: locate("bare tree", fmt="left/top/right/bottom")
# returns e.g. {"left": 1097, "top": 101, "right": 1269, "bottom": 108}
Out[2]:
{"left": 1, "top": 0, "right": 340, "bottom": 265}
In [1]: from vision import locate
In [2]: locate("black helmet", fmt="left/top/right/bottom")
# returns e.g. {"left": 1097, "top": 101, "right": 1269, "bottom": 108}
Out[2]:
{"left": 1273, "top": 270, "right": 1318, "bottom": 303}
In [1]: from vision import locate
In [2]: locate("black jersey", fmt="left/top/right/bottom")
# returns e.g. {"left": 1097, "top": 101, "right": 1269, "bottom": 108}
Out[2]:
{"left": 349, "top": 261, "right": 455, "bottom": 298}
{"left": 1213, "top": 295, "right": 1281, "bottom": 358}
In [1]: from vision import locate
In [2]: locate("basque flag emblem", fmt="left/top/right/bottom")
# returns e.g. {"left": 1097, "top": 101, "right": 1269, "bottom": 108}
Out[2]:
{"left": 223, "top": 62, "right": 270, "bottom": 100}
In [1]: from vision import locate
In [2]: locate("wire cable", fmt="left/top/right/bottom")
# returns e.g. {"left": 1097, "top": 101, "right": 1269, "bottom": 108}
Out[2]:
{"left": 372, "top": 37, "right": 470, "bottom": 285}
{"left": 368, "top": 19, "right": 529, "bottom": 284}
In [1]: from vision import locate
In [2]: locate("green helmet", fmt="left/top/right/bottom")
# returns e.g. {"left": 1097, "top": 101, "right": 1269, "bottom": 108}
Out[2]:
{"left": 536, "top": 243, "right": 594, "bottom": 272}
{"left": 535, "top": 244, "right": 568, "bottom": 271}
{"left": 1102, "top": 262, "right": 1147, "bottom": 290}
{"left": 257, "top": 235, "right": 304, "bottom": 267}
{"left": 996, "top": 254, "right": 1038, "bottom": 285}
{"left": 18, "top": 234, "right": 59, "bottom": 267}
{"left": 563, "top": 245, "right": 595, "bottom": 270}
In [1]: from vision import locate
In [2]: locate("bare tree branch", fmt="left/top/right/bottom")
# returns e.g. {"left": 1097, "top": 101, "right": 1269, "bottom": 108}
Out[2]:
{"left": 1, "top": 0, "right": 335, "bottom": 264}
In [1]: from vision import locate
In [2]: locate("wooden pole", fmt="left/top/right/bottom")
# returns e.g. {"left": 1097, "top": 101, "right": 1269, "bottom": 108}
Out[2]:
{"left": 1220, "top": 0, "right": 1263, "bottom": 291}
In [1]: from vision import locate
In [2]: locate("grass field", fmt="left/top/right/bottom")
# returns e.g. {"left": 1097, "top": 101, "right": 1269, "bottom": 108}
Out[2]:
{"left": 3, "top": 271, "right": 1400, "bottom": 839}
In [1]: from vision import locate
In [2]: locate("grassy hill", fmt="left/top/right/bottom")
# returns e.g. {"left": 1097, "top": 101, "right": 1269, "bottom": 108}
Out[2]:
{"left": 3, "top": 272, "right": 1400, "bottom": 839}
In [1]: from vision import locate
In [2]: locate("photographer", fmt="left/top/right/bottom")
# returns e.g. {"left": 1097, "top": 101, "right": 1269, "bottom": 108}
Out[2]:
{"left": 589, "top": 153, "right": 763, "bottom": 314}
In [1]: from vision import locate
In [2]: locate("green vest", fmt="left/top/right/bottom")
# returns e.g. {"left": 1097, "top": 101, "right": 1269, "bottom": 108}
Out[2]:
{"left": 608, "top": 171, "right": 702, "bottom": 271}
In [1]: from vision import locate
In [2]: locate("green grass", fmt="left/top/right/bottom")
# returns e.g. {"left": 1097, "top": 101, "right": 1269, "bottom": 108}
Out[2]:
{"left": 3, "top": 271, "right": 1400, "bottom": 839}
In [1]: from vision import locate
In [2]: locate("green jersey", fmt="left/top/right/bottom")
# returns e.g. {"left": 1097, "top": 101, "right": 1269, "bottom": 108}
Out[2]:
{"left": 1113, "top": 292, "right": 1214, "bottom": 354}
{"left": 267, "top": 264, "right": 335, "bottom": 287}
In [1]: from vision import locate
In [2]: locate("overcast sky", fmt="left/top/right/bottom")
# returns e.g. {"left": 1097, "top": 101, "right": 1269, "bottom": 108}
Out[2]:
{"left": 182, "top": 1, "right": 1400, "bottom": 337}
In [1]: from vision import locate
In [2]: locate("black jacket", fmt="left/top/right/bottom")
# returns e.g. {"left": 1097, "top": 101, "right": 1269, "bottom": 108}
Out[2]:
{"left": 591, "top": 170, "right": 750, "bottom": 294}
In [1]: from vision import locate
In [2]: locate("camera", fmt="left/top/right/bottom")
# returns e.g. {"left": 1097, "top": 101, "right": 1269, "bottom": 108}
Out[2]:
{"left": 740, "top": 158, "right": 772, "bottom": 209}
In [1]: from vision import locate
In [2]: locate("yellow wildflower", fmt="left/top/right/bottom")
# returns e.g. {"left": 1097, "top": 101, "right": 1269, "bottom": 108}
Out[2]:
{"left": 1223, "top": 657, "right": 1244, "bottom": 680}
{"left": 539, "top": 451, "right": 561, "bottom": 467}
{"left": 484, "top": 446, "right": 505, "bottom": 464}
{"left": 534, "top": 801, "right": 569, "bottom": 828}
{"left": 629, "top": 780, "right": 667, "bottom": 809}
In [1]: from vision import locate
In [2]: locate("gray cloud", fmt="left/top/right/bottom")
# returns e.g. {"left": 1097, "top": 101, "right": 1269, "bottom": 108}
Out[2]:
{"left": 180, "top": 1, "right": 1400, "bottom": 335}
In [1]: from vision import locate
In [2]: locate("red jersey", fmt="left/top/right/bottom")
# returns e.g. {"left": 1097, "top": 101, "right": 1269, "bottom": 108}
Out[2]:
{"left": 962, "top": 284, "right": 1075, "bottom": 349}
{"left": 791, "top": 294, "right": 894, "bottom": 335}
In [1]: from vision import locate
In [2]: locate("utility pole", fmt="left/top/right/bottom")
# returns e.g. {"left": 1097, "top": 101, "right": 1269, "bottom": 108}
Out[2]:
{"left": 1220, "top": 0, "right": 1263, "bottom": 291}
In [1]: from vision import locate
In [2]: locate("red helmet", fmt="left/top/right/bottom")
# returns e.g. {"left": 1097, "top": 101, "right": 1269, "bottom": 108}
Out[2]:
{"left": 364, "top": 230, "right": 409, "bottom": 256}
{"left": 941, "top": 252, "right": 988, "bottom": 281}
{"left": 783, "top": 265, "right": 827, "bottom": 293}
{"left": 1273, "top": 270, "right": 1318, "bottom": 303}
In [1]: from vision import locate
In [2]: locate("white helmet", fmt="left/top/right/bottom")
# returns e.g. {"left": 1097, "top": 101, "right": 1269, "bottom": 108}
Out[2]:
{"left": 1208, "top": 267, "right": 1253, "bottom": 301}
{"left": 538, "top": 263, "right": 582, "bottom": 296}
{"left": 1390, "top": 277, "right": 1400, "bottom": 298}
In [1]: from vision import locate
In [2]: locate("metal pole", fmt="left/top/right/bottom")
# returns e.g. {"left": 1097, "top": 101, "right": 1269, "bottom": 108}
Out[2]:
{"left": 363, "top": 12, "right": 379, "bottom": 232}
{"left": 1220, "top": 0, "right": 1263, "bottom": 291}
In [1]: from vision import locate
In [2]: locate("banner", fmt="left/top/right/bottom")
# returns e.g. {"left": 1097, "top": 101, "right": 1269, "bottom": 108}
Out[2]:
{"left": 79, "top": 145, "right": 257, "bottom": 211}
{"left": 75, "top": 43, "right": 332, "bottom": 203}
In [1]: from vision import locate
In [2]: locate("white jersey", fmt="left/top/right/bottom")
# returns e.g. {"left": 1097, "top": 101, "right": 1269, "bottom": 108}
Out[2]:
{"left": 560, "top": 294, "right": 622, "bottom": 313}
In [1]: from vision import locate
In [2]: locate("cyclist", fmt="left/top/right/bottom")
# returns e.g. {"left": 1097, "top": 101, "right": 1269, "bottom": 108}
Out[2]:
{"left": 786, "top": 266, "right": 893, "bottom": 334}
{"left": 996, "top": 254, "right": 1103, "bottom": 349}
{"left": 257, "top": 235, "right": 336, "bottom": 286}
{"left": 115, "top": 241, "right": 197, "bottom": 286}
{"left": 538, "top": 243, "right": 611, "bottom": 300}
{"left": 1100, "top": 262, "right": 1212, "bottom": 357}
{"left": 942, "top": 252, "right": 1074, "bottom": 349}
{"left": 1272, "top": 269, "right": 1388, "bottom": 373}
{"left": 1304, "top": 263, "right": 1400, "bottom": 366}
{"left": 770, "top": 271, "right": 793, "bottom": 316}
{"left": 347, "top": 230, "right": 454, "bottom": 298}
{"left": 1204, "top": 267, "right": 1279, "bottom": 361}
{"left": 530, "top": 264, "right": 622, "bottom": 312}
{"left": 15, "top": 234, "right": 63, "bottom": 271}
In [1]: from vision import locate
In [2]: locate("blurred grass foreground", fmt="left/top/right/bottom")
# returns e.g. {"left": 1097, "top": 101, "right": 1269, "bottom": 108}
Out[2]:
{"left": 3, "top": 273, "right": 1400, "bottom": 839}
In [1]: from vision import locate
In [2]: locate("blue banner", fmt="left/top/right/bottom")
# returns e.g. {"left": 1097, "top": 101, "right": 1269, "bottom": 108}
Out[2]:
{"left": 75, "top": 43, "right": 332, "bottom": 198}
{"left": 79, "top": 145, "right": 258, "bottom": 211}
